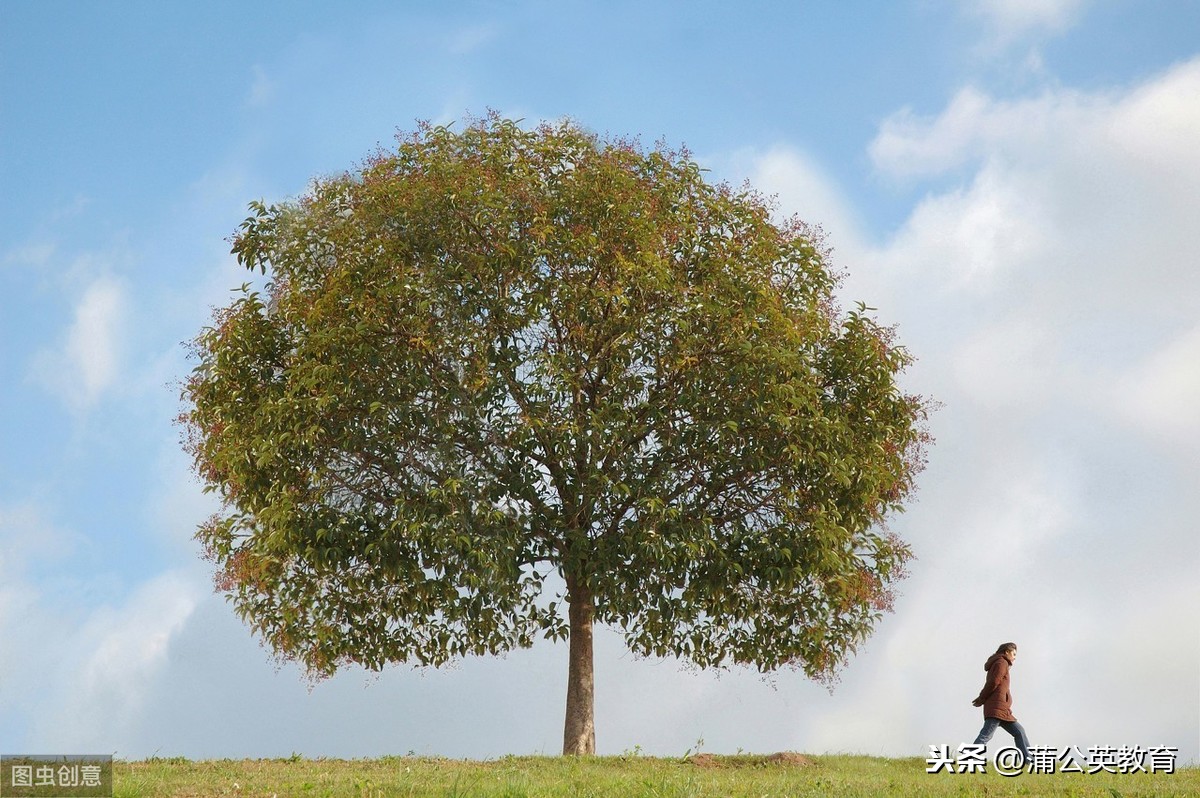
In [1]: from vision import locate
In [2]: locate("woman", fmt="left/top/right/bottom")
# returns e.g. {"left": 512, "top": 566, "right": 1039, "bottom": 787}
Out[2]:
{"left": 971, "top": 642, "right": 1031, "bottom": 762}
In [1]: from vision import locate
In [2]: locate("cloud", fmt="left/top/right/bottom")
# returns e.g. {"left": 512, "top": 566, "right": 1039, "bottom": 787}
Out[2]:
{"left": 12, "top": 570, "right": 204, "bottom": 753}
{"left": 869, "top": 87, "right": 993, "bottom": 179}
{"left": 868, "top": 59, "right": 1200, "bottom": 326}
{"left": 0, "top": 503, "right": 203, "bottom": 754}
{"left": 718, "top": 146, "right": 867, "bottom": 264}
{"left": 874, "top": 56, "right": 1200, "bottom": 190}
{"left": 868, "top": 86, "right": 1081, "bottom": 180}
{"left": 1114, "top": 323, "right": 1200, "bottom": 452}
{"left": 30, "top": 274, "right": 128, "bottom": 412}
{"left": 965, "top": 0, "right": 1087, "bottom": 51}
{"left": 67, "top": 279, "right": 125, "bottom": 399}
{"left": 730, "top": 57, "right": 1200, "bottom": 761}
{"left": 971, "top": 0, "right": 1085, "bottom": 34}
{"left": 0, "top": 504, "right": 70, "bottom": 696}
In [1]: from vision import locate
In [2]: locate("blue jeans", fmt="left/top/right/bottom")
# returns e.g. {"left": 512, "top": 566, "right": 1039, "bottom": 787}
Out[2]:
{"left": 973, "top": 717, "right": 1030, "bottom": 760}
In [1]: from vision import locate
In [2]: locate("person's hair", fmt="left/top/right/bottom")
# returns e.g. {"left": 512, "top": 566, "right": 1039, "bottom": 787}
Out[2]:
{"left": 995, "top": 642, "right": 1018, "bottom": 655}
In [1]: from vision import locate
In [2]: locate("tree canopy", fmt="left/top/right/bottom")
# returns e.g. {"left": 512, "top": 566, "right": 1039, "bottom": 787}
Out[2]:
{"left": 181, "top": 115, "right": 930, "bottom": 754}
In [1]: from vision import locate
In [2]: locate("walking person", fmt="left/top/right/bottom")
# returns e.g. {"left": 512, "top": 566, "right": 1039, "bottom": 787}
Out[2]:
{"left": 971, "top": 642, "right": 1030, "bottom": 762}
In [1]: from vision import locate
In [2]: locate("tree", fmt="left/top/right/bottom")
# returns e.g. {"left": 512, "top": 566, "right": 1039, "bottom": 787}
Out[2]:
{"left": 181, "top": 115, "right": 930, "bottom": 755}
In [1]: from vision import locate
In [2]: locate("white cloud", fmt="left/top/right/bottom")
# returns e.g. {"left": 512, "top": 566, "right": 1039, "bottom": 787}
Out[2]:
{"left": 75, "top": 573, "right": 201, "bottom": 727}
{"left": 872, "top": 58, "right": 1200, "bottom": 194}
{"left": 14, "top": 570, "right": 204, "bottom": 753}
{"left": 869, "top": 59, "right": 1200, "bottom": 326}
{"left": 970, "top": 0, "right": 1085, "bottom": 34}
{"left": 719, "top": 146, "right": 867, "bottom": 264}
{"left": 68, "top": 279, "right": 125, "bottom": 398}
{"left": 952, "top": 313, "right": 1068, "bottom": 411}
{"left": 0, "top": 504, "right": 205, "bottom": 754}
{"left": 731, "top": 56, "right": 1200, "bottom": 762}
{"left": 869, "top": 87, "right": 996, "bottom": 179}
{"left": 30, "top": 274, "right": 128, "bottom": 412}
{"left": 1114, "top": 323, "right": 1200, "bottom": 452}
{"left": 966, "top": 0, "right": 1087, "bottom": 51}
{"left": 882, "top": 166, "right": 1051, "bottom": 294}
{"left": 869, "top": 86, "right": 1096, "bottom": 181}
{"left": 0, "top": 504, "right": 69, "bottom": 695}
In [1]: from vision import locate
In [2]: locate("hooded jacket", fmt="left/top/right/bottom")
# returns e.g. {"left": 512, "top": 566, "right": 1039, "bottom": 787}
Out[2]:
{"left": 973, "top": 652, "right": 1016, "bottom": 722}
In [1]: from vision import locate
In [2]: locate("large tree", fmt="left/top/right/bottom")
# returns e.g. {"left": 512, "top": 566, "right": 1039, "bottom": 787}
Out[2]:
{"left": 182, "top": 115, "right": 929, "bottom": 755}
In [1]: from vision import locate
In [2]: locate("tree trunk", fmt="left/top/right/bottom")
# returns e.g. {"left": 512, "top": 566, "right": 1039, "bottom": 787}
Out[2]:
{"left": 562, "top": 577, "right": 596, "bottom": 755}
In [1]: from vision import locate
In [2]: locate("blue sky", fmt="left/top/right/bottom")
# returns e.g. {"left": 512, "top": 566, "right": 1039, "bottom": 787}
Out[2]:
{"left": 2, "top": 0, "right": 1198, "bottom": 762}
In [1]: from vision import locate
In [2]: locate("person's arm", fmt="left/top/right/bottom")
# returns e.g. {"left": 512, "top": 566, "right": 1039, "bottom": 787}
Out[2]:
{"left": 972, "top": 660, "right": 1005, "bottom": 706}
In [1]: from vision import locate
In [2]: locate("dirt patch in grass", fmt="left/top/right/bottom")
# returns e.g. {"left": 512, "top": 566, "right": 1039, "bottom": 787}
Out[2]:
{"left": 765, "top": 752, "right": 815, "bottom": 766}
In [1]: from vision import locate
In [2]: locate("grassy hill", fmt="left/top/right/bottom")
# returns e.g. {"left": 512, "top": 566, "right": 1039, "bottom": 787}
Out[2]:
{"left": 110, "top": 754, "right": 1197, "bottom": 797}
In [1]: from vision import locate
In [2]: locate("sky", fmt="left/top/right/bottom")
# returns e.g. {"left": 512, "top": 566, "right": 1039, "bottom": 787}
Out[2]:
{"left": 1, "top": 0, "right": 1198, "bottom": 764}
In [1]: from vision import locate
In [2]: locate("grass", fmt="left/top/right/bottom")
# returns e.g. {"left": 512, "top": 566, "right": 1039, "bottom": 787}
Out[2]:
{"left": 109, "top": 754, "right": 1199, "bottom": 797}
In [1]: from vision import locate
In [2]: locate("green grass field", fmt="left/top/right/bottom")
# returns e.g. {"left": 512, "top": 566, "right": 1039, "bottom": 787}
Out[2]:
{"left": 109, "top": 754, "right": 1198, "bottom": 797}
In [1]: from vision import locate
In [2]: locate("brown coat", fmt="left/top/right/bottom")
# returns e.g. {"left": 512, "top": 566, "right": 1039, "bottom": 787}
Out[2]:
{"left": 973, "top": 652, "right": 1016, "bottom": 722}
